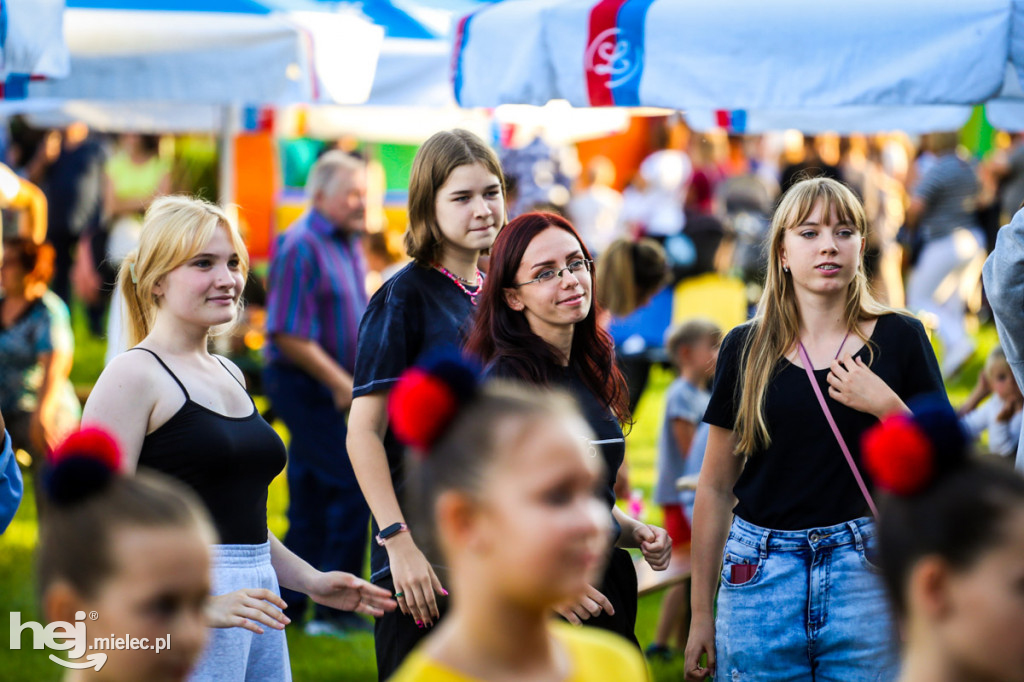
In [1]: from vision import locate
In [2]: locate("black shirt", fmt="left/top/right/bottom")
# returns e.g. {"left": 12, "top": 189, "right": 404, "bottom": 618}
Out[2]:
{"left": 352, "top": 262, "right": 479, "bottom": 582}
{"left": 703, "top": 313, "right": 945, "bottom": 530}
{"left": 44, "top": 139, "right": 106, "bottom": 239}
{"left": 486, "top": 360, "right": 625, "bottom": 524}
{"left": 133, "top": 349, "right": 287, "bottom": 545}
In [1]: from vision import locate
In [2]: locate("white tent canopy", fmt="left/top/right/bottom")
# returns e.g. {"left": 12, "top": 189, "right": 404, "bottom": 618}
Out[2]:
{"left": 2, "top": 0, "right": 69, "bottom": 80}
{"left": 28, "top": 0, "right": 383, "bottom": 105}
{"left": 454, "top": 0, "right": 1024, "bottom": 129}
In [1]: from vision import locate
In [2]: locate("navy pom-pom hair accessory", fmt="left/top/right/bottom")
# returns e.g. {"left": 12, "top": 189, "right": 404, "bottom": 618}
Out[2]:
{"left": 45, "top": 428, "right": 123, "bottom": 506}
{"left": 861, "top": 394, "right": 967, "bottom": 496}
{"left": 388, "top": 351, "right": 481, "bottom": 454}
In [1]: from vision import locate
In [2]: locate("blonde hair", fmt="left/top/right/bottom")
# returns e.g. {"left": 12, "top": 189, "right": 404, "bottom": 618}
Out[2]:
{"left": 734, "top": 177, "right": 899, "bottom": 456}
{"left": 985, "top": 346, "right": 1009, "bottom": 374}
{"left": 595, "top": 238, "right": 668, "bottom": 316}
{"left": 118, "top": 196, "right": 249, "bottom": 349}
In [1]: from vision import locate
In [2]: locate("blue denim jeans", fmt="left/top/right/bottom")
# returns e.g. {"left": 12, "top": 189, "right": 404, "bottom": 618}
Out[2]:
{"left": 715, "top": 516, "right": 898, "bottom": 682}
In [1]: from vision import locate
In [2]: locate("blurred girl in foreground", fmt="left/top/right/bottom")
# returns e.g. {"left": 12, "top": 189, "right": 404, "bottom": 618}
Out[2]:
{"left": 863, "top": 399, "right": 1024, "bottom": 682}
{"left": 387, "top": 357, "right": 649, "bottom": 681}
{"left": 39, "top": 428, "right": 213, "bottom": 682}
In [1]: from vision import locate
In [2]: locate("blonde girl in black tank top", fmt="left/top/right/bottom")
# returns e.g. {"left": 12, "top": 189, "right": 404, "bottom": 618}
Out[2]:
{"left": 83, "top": 196, "right": 394, "bottom": 681}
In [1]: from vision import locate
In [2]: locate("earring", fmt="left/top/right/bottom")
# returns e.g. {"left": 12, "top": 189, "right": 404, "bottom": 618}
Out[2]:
{"left": 783, "top": 266, "right": 789, "bottom": 273}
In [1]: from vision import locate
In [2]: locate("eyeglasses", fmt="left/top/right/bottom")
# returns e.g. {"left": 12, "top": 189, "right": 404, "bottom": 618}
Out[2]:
{"left": 512, "top": 259, "right": 593, "bottom": 288}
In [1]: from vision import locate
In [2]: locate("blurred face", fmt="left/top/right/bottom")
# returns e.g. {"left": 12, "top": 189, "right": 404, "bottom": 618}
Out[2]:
{"left": 988, "top": 361, "right": 1023, "bottom": 404}
{"left": 153, "top": 226, "right": 245, "bottom": 330}
{"left": 315, "top": 167, "right": 367, "bottom": 234}
{"left": 779, "top": 199, "right": 864, "bottom": 298}
{"left": 504, "top": 227, "right": 592, "bottom": 341}
{"left": 0, "top": 248, "right": 26, "bottom": 296}
{"left": 682, "top": 335, "right": 720, "bottom": 383}
{"left": 939, "top": 509, "right": 1024, "bottom": 682}
{"left": 80, "top": 526, "right": 211, "bottom": 682}
{"left": 434, "top": 163, "right": 503, "bottom": 257}
{"left": 470, "top": 415, "right": 610, "bottom": 608}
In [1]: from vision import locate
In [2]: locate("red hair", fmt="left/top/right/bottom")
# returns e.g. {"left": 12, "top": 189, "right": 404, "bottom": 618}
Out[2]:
{"left": 465, "top": 212, "right": 630, "bottom": 425}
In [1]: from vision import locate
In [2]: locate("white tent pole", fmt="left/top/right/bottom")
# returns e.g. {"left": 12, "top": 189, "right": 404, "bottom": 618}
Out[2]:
{"left": 218, "top": 103, "right": 239, "bottom": 219}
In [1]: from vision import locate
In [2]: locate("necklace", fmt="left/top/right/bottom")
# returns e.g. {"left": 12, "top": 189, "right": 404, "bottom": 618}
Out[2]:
{"left": 435, "top": 264, "right": 484, "bottom": 306}
{"left": 797, "top": 330, "right": 851, "bottom": 368}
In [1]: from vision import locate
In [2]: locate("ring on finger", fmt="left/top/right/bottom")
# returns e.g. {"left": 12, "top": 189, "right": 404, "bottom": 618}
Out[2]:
{"left": 394, "top": 592, "right": 405, "bottom": 598}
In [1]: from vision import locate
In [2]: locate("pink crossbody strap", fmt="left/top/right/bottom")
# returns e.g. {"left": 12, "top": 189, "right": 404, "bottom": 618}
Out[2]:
{"left": 796, "top": 342, "right": 879, "bottom": 518}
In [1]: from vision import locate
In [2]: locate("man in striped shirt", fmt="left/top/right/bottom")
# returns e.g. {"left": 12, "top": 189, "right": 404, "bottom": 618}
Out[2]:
{"left": 264, "top": 151, "right": 372, "bottom": 636}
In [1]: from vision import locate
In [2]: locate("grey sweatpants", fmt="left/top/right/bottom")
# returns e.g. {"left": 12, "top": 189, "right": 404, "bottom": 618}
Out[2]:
{"left": 189, "top": 542, "right": 291, "bottom": 682}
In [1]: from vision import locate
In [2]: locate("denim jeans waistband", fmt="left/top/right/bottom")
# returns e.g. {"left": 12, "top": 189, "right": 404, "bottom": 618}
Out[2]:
{"left": 730, "top": 516, "right": 875, "bottom": 556}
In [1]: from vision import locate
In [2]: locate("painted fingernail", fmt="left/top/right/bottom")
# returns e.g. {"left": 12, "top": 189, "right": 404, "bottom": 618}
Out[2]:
{"left": 441, "top": 589, "right": 449, "bottom": 596}
{"left": 415, "top": 620, "right": 422, "bottom": 627}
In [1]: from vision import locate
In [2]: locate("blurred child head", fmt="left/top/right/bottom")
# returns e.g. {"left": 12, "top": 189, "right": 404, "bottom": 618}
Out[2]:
{"left": 986, "top": 346, "right": 1023, "bottom": 406}
{"left": 38, "top": 429, "right": 216, "bottom": 682}
{"left": 665, "top": 318, "right": 721, "bottom": 384}
{"left": 390, "top": 357, "right": 610, "bottom": 613}
{"left": 863, "top": 399, "right": 1024, "bottom": 682}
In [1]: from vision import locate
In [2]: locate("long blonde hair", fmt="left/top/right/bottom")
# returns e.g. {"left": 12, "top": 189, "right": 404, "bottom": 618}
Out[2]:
{"left": 118, "top": 196, "right": 249, "bottom": 349}
{"left": 734, "top": 177, "right": 897, "bottom": 456}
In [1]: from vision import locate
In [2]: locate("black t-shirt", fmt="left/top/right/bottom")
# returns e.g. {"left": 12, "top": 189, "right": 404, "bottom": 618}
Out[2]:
{"left": 352, "top": 262, "right": 478, "bottom": 582}
{"left": 486, "top": 360, "right": 625, "bottom": 523}
{"left": 703, "top": 313, "right": 945, "bottom": 530}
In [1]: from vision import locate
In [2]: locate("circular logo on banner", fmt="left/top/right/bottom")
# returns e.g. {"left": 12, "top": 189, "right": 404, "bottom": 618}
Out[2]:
{"left": 585, "top": 28, "right": 642, "bottom": 89}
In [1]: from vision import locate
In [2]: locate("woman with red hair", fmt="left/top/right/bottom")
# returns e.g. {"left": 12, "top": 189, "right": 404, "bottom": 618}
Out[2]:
{"left": 466, "top": 212, "right": 671, "bottom": 646}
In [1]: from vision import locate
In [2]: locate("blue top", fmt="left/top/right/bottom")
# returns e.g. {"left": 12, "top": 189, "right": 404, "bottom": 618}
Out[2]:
{"left": 265, "top": 210, "right": 368, "bottom": 372}
{"left": 0, "top": 430, "right": 23, "bottom": 534}
{"left": 0, "top": 292, "right": 80, "bottom": 418}
{"left": 653, "top": 377, "right": 710, "bottom": 506}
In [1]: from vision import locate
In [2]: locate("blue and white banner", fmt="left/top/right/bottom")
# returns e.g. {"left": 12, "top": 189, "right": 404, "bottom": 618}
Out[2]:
{"left": 455, "top": 0, "right": 1024, "bottom": 113}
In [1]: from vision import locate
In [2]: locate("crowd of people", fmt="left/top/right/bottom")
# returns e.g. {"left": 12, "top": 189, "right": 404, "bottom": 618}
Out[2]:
{"left": 0, "top": 119, "right": 1023, "bottom": 682}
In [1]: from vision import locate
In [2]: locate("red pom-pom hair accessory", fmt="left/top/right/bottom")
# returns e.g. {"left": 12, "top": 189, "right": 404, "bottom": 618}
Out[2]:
{"left": 861, "top": 394, "right": 967, "bottom": 497}
{"left": 862, "top": 415, "right": 935, "bottom": 495}
{"left": 45, "top": 428, "right": 124, "bottom": 507}
{"left": 387, "top": 353, "right": 481, "bottom": 455}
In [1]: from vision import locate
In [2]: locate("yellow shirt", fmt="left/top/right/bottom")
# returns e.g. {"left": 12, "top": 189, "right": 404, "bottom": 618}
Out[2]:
{"left": 389, "top": 622, "right": 649, "bottom": 682}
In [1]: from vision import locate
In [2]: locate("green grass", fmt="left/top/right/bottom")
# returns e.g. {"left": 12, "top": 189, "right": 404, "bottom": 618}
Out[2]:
{"left": 0, "top": 307, "right": 1001, "bottom": 680}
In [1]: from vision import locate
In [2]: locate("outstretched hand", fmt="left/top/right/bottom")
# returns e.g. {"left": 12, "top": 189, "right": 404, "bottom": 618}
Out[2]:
{"left": 307, "top": 571, "right": 397, "bottom": 618}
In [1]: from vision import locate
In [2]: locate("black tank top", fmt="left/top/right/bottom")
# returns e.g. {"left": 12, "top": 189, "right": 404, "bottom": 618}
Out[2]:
{"left": 134, "top": 348, "right": 287, "bottom": 545}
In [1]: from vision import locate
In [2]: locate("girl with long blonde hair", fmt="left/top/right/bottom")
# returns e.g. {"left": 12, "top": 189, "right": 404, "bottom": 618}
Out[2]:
{"left": 83, "top": 196, "right": 393, "bottom": 681}
{"left": 684, "top": 178, "right": 946, "bottom": 680}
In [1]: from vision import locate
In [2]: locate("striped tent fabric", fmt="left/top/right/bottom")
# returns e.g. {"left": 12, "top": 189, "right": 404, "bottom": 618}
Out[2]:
{"left": 453, "top": 0, "right": 1024, "bottom": 120}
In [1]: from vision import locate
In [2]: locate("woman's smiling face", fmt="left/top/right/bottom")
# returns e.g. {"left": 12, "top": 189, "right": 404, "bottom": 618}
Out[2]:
{"left": 503, "top": 226, "right": 593, "bottom": 341}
